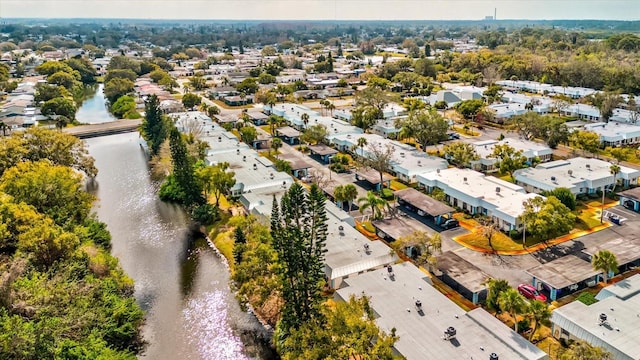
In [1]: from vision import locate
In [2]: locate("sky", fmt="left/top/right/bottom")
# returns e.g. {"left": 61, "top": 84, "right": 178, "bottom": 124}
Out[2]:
{"left": 0, "top": 0, "right": 639, "bottom": 21}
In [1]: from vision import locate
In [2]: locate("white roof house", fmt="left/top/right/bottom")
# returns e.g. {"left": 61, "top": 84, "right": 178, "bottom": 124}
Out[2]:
{"left": 500, "top": 92, "right": 553, "bottom": 114}
{"left": 487, "top": 102, "right": 528, "bottom": 120}
{"left": 417, "top": 168, "right": 540, "bottom": 231}
{"left": 513, "top": 157, "right": 640, "bottom": 195}
{"left": 551, "top": 274, "right": 640, "bottom": 360}
{"left": 561, "top": 103, "right": 601, "bottom": 121}
{"left": 584, "top": 122, "right": 640, "bottom": 147}
{"left": 471, "top": 138, "right": 553, "bottom": 172}
{"left": 496, "top": 80, "right": 597, "bottom": 99}
{"left": 336, "top": 262, "right": 549, "bottom": 360}
{"left": 270, "top": 103, "right": 363, "bottom": 139}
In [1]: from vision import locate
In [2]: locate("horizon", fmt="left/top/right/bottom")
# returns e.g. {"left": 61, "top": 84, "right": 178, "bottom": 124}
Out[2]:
{"left": 1, "top": 0, "right": 639, "bottom": 21}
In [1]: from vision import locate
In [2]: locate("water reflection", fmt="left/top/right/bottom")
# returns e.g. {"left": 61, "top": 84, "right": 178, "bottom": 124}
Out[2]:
{"left": 85, "top": 133, "right": 276, "bottom": 360}
{"left": 76, "top": 83, "right": 116, "bottom": 124}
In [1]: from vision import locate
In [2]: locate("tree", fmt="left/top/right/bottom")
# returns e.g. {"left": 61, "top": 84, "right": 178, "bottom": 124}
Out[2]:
{"left": 36, "top": 60, "right": 74, "bottom": 76}
{"left": 541, "top": 187, "right": 576, "bottom": 211}
{"left": 181, "top": 93, "right": 202, "bottom": 110}
{"left": 196, "top": 162, "right": 236, "bottom": 207}
{"left": 491, "top": 144, "right": 528, "bottom": 178}
{"left": 512, "top": 113, "right": 569, "bottom": 148}
{"left": 570, "top": 130, "right": 601, "bottom": 157}
{"left": 333, "top": 185, "right": 346, "bottom": 208}
{"left": 258, "top": 72, "right": 276, "bottom": 84}
{"left": 41, "top": 97, "right": 77, "bottom": 121}
{"left": 610, "top": 164, "right": 621, "bottom": 193}
{"left": 397, "top": 108, "right": 449, "bottom": 150}
{"left": 188, "top": 75, "right": 207, "bottom": 91}
{"left": 110, "top": 95, "right": 137, "bottom": 118}
{"left": 168, "top": 127, "right": 203, "bottom": 206}
{"left": 0, "top": 160, "right": 94, "bottom": 228}
{"left": 47, "top": 71, "right": 78, "bottom": 89}
{"left": 527, "top": 300, "right": 551, "bottom": 341}
{"left": 141, "top": 94, "right": 168, "bottom": 155}
{"left": 350, "top": 105, "right": 379, "bottom": 133}
{"left": 35, "top": 83, "right": 66, "bottom": 103}
{"left": 300, "top": 124, "right": 327, "bottom": 145}
{"left": 559, "top": 340, "right": 613, "bottom": 360}
{"left": 484, "top": 278, "right": 511, "bottom": 315}
{"left": 455, "top": 99, "right": 485, "bottom": 120}
{"left": 239, "top": 126, "right": 257, "bottom": 144}
{"left": 104, "top": 77, "right": 134, "bottom": 103}
{"left": 341, "top": 184, "right": 358, "bottom": 212}
{"left": 520, "top": 196, "right": 576, "bottom": 242}
{"left": 235, "top": 78, "right": 259, "bottom": 94}
{"left": 261, "top": 45, "right": 277, "bottom": 57}
{"left": 232, "top": 226, "right": 247, "bottom": 264}
{"left": 498, "top": 288, "right": 527, "bottom": 332}
{"left": 357, "top": 191, "right": 388, "bottom": 220}
{"left": 443, "top": 141, "right": 479, "bottom": 168}
{"left": 592, "top": 250, "right": 618, "bottom": 284}
{"left": 392, "top": 230, "right": 442, "bottom": 270}
{"left": 607, "top": 146, "right": 632, "bottom": 164}
{"left": 279, "top": 295, "right": 397, "bottom": 360}
{"left": 363, "top": 142, "right": 395, "bottom": 187}
{"left": 595, "top": 92, "right": 622, "bottom": 123}
{"left": 271, "top": 137, "right": 283, "bottom": 158}
{"left": 271, "top": 183, "right": 328, "bottom": 332}
{"left": 104, "top": 68, "right": 137, "bottom": 83}
{"left": 356, "top": 137, "right": 368, "bottom": 159}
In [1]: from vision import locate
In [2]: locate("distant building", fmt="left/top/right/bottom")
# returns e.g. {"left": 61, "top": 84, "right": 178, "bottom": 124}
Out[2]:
{"left": 471, "top": 138, "right": 553, "bottom": 173}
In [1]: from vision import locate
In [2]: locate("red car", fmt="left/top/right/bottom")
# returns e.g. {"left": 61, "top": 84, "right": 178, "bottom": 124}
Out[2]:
{"left": 517, "top": 284, "right": 547, "bottom": 302}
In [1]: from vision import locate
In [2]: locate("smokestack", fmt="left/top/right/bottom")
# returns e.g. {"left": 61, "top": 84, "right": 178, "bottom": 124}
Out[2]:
{"left": 494, "top": 8, "right": 497, "bottom": 20}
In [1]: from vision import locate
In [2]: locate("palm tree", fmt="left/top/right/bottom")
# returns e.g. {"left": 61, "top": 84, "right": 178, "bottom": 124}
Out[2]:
{"left": 0, "top": 120, "right": 9, "bottom": 136}
{"left": 301, "top": 113, "right": 310, "bottom": 129}
{"left": 483, "top": 278, "right": 510, "bottom": 316}
{"left": 271, "top": 137, "right": 283, "bottom": 159}
{"left": 357, "top": 137, "right": 368, "bottom": 159}
{"left": 268, "top": 115, "right": 279, "bottom": 135}
{"left": 592, "top": 250, "right": 618, "bottom": 284}
{"left": 610, "top": 164, "right": 621, "bottom": 193}
{"left": 498, "top": 288, "right": 527, "bottom": 332}
{"left": 357, "top": 191, "right": 388, "bottom": 220}
{"left": 342, "top": 184, "right": 359, "bottom": 212}
{"left": 527, "top": 300, "right": 551, "bottom": 341}
{"left": 326, "top": 102, "right": 336, "bottom": 117}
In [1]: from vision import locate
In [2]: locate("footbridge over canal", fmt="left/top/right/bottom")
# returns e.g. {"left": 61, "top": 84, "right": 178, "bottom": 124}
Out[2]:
{"left": 63, "top": 119, "right": 142, "bottom": 139}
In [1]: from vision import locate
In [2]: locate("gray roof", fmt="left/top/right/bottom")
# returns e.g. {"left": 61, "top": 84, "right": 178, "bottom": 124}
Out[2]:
{"left": 395, "top": 188, "right": 455, "bottom": 216}
{"left": 583, "top": 237, "right": 640, "bottom": 267}
{"left": 336, "top": 262, "right": 548, "bottom": 360}
{"left": 278, "top": 154, "right": 314, "bottom": 171}
{"left": 308, "top": 143, "right": 338, "bottom": 156}
{"left": 526, "top": 255, "right": 599, "bottom": 290}
{"left": 372, "top": 216, "right": 431, "bottom": 240}
{"left": 596, "top": 274, "right": 640, "bottom": 301}
{"left": 275, "top": 126, "right": 301, "bottom": 138}
{"left": 356, "top": 168, "right": 392, "bottom": 185}
{"left": 552, "top": 291, "right": 640, "bottom": 360}
{"left": 618, "top": 187, "right": 640, "bottom": 201}
{"left": 438, "top": 251, "right": 489, "bottom": 293}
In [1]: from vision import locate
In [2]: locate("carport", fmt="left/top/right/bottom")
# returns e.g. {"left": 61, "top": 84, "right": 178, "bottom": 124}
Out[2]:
{"left": 583, "top": 237, "right": 640, "bottom": 275}
{"left": 308, "top": 143, "right": 338, "bottom": 163}
{"left": 525, "top": 255, "right": 600, "bottom": 301}
{"left": 437, "top": 251, "right": 489, "bottom": 305}
{"left": 372, "top": 215, "right": 430, "bottom": 241}
{"left": 275, "top": 126, "right": 301, "bottom": 145}
{"left": 395, "top": 188, "right": 455, "bottom": 225}
{"left": 355, "top": 168, "right": 392, "bottom": 191}
{"left": 278, "top": 154, "right": 314, "bottom": 179}
{"left": 618, "top": 187, "right": 640, "bottom": 212}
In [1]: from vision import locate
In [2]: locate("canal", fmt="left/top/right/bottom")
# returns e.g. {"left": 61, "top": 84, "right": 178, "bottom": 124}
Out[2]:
{"left": 76, "top": 84, "right": 117, "bottom": 124}
{"left": 80, "top": 87, "right": 275, "bottom": 359}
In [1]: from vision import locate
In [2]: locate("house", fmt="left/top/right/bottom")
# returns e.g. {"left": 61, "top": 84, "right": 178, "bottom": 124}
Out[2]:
{"left": 471, "top": 138, "right": 553, "bottom": 173}
{"left": 583, "top": 122, "right": 640, "bottom": 147}
{"left": 336, "top": 262, "right": 549, "bottom": 360}
{"left": 495, "top": 80, "right": 597, "bottom": 99}
{"left": 223, "top": 95, "right": 253, "bottom": 106}
{"left": 500, "top": 92, "right": 553, "bottom": 114}
{"left": 417, "top": 168, "right": 540, "bottom": 231}
{"left": 525, "top": 255, "right": 600, "bottom": 301}
{"left": 551, "top": 274, "right": 640, "bottom": 360}
{"left": 437, "top": 251, "right": 489, "bottom": 305}
{"left": 513, "top": 158, "right": 640, "bottom": 195}
{"left": 560, "top": 104, "right": 601, "bottom": 121}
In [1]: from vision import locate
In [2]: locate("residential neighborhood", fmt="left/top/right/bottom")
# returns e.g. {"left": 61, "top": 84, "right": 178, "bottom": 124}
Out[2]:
{"left": 1, "top": 17, "right": 640, "bottom": 360}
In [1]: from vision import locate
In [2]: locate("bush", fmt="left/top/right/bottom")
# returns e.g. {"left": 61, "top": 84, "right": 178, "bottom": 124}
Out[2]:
{"left": 517, "top": 318, "right": 531, "bottom": 333}
{"left": 380, "top": 188, "right": 394, "bottom": 200}
{"left": 159, "top": 175, "right": 185, "bottom": 203}
{"left": 509, "top": 229, "right": 521, "bottom": 239}
{"left": 191, "top": 203, "right": 219, "bottom": 224}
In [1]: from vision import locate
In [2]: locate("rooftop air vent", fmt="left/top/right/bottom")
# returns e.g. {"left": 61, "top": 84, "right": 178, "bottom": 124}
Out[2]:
{"left": 415, "top": 300, "right": 423, "bottom": 312}
{"left": 237, "top": 149, "right": 241, "bottom": 155}
{"left": 463, "top": 177, "right": 468, "bottom": 183}
{"left": 418, "top": 160, "right": 422, "bottom": 166}
{"left": 270, "top": 172, "right": 274, "bottom": 179}
{"left": 437, "top": 168, "right": 441, "bottom": 174}
{"left": 489, "top": 353, "right": 499, "bottom": 360}
{"left": 444, "top": 327, "right": 457, "bottom": 341}
{"left": 363, "top": 243, "right": 370, "bottom": 253}
{"left": 400, "top": 152, "right": 405, "bottom": 157}
{"left": 551, "top": 176, "right": 556, "bottom": 182}
{"left": 568, "top": 169, "right": 573, "bottom": 176}
{"left": 253, "top": 163, "right": 257, "bottom": 170}
{"left": 586, "top": 164, "right": 591, "bottom": 170}
{"left": 282, "top": 180, "right": 287, "bottom": 188}
{"left": 338, "top": 225, "right": 344, "bottom": 235}
{"left": 496, "top": 187, "right": 501, "bottom": 193}
{"left": 599, "top": 313, "right": 608, "bottom": 325}
{"left": 219, "top": 136, "right": 222, "bottom": 142}
{"left": 387, "top": 265, "right": 394, "bottom": 278}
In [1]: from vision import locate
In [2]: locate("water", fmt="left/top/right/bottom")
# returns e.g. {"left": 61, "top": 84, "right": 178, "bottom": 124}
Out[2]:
{"left": 76, "top": 84, "right": 117, "bottom": 124}
{"left": 82, "top": 97, "right": 275, "bottom": 359}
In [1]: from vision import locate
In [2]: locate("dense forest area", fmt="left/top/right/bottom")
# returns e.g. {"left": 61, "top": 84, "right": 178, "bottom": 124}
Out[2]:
{"left": 0, "top": 129, "right": 144, "bottom": 359}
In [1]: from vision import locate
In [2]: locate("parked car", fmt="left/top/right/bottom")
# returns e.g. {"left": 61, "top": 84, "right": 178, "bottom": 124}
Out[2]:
{"left": 447, "top": 132, "right": 460, "bottom": 140}
{"left": 517, "top": 284, "right": 547, "bottom": 302}
{"left": 441, "top": 218, "right": 459, "bottom": 230}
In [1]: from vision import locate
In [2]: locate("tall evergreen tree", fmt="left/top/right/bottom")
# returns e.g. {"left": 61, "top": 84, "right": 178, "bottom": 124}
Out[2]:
{"left": 271, "top": 183, "right": 328, "bottom": 332}
{"left": 232, "top": 227, "right": 247, "bottom": 264}
{"left": 168, "top": 127, "right": 203, "bottom": 206}
{"left": 141, "top": 94, "right": 168, "bottom": 155}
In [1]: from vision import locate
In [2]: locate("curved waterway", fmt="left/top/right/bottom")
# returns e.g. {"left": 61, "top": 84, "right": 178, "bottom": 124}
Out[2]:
{"left": 80, "top": 91, "right": 276, "bottom": 359}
